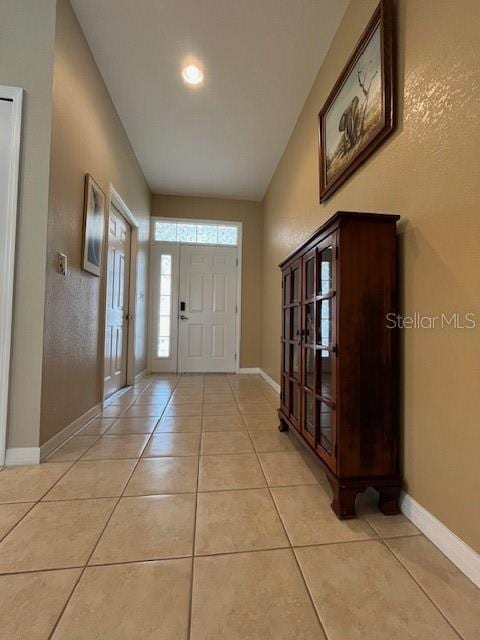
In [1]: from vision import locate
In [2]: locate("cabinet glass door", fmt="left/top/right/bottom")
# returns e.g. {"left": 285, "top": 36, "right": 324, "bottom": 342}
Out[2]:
{"left": 317, "top": 399, "right": 333, "bottom": 454}
{"left": 300, "top": 250, "right": 316, "bottom": 447}
{"left": 281, "top": 259, "right": 302, "bottom": 430}
{"left": 317, "top": 246, "right": 333, "bottom": 295}
{"left": 304, "top": 391, "right": 315, "bottom": 440}
{"left": 291, "top": 263, "right": 300, "bottom": 303}
{"left": 316, "top": 299, "right": 332, "bottom": 346}
{"left": 305, "top": 348, "right": 315, "bottom": 389}
{"left": 318, "top": 350, "right": 333, "bottom": 396}
{"left": 315, "top": 236, "right": 337, "bottom": 471}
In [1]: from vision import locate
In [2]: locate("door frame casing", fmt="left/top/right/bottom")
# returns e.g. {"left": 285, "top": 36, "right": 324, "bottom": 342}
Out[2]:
{"left": 100, "top": 185, "right": 139, "bottom": 400}
{"left": 0, "top": 86, "right": 23, "bottom": 466}
{"left": 148, "top": 217, "right": 243, "bottom": 374}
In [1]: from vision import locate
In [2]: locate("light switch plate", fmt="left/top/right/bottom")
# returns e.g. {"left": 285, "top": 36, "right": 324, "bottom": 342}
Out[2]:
{"left": 57, "top": 252, "right": 68, "bottom": 276}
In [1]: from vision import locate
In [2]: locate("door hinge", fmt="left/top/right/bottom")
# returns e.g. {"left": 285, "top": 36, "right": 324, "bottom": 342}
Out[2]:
{"left": 234, "top": 353, "right": 237, "bottom": 361}
{"left": 235, "top": 305, "right": 238, "bottom": 314}
{"left": 236, "top": 257, "right": 239, "bottom": 267}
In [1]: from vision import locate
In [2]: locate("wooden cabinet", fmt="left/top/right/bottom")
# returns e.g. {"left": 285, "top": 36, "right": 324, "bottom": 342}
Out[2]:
{"left": 278, "top": 211, "right": 401, "bottom": 519}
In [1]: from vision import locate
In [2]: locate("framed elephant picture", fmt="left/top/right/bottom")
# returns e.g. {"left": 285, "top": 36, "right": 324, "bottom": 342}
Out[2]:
{"left": 319, "top": 0, "right": 394, "bottom": 202}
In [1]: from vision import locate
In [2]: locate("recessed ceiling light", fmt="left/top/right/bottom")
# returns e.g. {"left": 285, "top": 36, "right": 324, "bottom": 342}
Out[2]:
{"left": 182, "top": 64, "right": 204, "bottom": 86}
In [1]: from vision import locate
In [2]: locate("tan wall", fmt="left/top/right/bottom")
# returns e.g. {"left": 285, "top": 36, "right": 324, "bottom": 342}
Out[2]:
{"left": 152, "top": 195, "right": 263, "bottom": 369}
{"left": 40, "top": 0, "right": 151, "bottom": 445}
{"left": 262, "top": 0, "right": 480, "bottom": 551}
{"left": 0, "top": 0, "right": 57, "bottom": 449}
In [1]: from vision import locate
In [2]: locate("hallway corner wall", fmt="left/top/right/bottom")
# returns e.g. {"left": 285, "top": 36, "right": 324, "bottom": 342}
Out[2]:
{"left": 0, "top": 0, "right": 57, "bottom": 451}
{"left": 40, "top": 0, "right": 152, "bottom": 446}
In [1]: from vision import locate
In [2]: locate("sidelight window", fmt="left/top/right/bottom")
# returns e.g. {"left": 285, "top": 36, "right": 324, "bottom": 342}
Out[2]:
{"left": 157, "top": 254, "right": 172, "bottom": 358}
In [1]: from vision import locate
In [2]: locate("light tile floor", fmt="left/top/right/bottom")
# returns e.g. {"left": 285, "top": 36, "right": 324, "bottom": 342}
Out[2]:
{"left": 0, "top": 374, "right": 478, "bottom": 639}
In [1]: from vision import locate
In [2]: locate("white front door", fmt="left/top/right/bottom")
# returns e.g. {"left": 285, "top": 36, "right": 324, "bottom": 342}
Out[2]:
{"left": 104, "top": 206, "right": 131, "bottom": 396}
{"left": 178, "top": 245, "right": 237, "bottom": 373}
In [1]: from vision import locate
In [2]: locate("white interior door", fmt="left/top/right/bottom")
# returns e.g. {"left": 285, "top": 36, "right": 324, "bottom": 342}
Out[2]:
{"left": 0, "top": 89, "right": 22, "bottom": 466}
{"left": 178, "top": 245, "right": 237, "bottom": 373}
{"left": 104, "top": 206, "right": 131, "bottom": 397}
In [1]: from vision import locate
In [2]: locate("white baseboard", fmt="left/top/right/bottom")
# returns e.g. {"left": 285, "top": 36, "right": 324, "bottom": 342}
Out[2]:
{"left": 401, "top": 492, "right": 480, "bottom": 588}
{"left": 259, "top": 368, "right": 281, "bottom": 394}
{"left": 135, "top": 368, "right": 149, "bottom": 383}
{"left": 5, "top": 447, "right": 40, "bottom": 466}
{"left": 238, "top": 368, "right": 260, "bottom": 374}
{"left": 40, "top": 402, "right": 102, "bottom": 461}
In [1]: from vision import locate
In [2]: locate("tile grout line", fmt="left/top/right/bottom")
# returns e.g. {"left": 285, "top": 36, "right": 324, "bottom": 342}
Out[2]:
{"left": 17, "top": 479, "right": 327, "bottom": 504}
{"left": 0, "top": 501, "right": 37, "bottom": 544}
{"left": 186, "top": 373, "right": 205, "bottom": 640}
{"left": 48, "top": 413, "right": 284, "bottom": 463}
{"left": 46, "top": 490, "right": 121, "bottom": 640}
{"left": 59, "top": 380, "right": 158, "bottom": 442}
{"left": 46, "top": 430, "right": 104, "bottom": 463}
{"left": 380, "top": 538, "right": 465, "bottom": 640}
{"left": 264, "top": 490, "right": 332, "bottom": 639}
{"left": 47, "top": 376, "right": 181, "bottom": 639}
{"left": 47, "top": 442, "right": 150, "bottom": 637}
{"left": 290, "top": 544, "right": 333, "bottom": 640}
{"left": 0, "top": 384, "right": 163, "bottom": 543}
{"left": 66, "top": 378, "right": 177, "bottom": 459}
{"left": 0, "top": 455, "right": 83, "bottom": 543}
{"left": 0, "top": 534, "right": 427, "bottom": 578}
{"left": 230, "top": 379, "right": 332, "bottom": 640}
{"left": 0, "top": 375, "right": 169, "bottom": 549}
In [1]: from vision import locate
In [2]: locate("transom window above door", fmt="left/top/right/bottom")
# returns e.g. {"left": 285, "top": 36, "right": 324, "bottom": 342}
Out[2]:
{"left": 153, "top": 219, "right": 238, "bottom": 246}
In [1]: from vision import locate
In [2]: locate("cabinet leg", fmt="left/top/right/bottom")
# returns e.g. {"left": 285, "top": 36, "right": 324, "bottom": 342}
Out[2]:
{"left": 278, "top": 417, "right": 289, "bottom": 432}
{"left": 377, "top": 485, "right": 401, "bottom": 515}
{"left": 328, "top": 479, "right": 358, "bottom": 519}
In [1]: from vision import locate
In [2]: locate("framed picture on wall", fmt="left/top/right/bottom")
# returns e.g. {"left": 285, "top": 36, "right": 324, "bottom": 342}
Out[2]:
{"left": 318, "top": 0, "right": 394, "bottom": 202}
{"left": 82, "top": 174, "right": 105, "bottom": 276}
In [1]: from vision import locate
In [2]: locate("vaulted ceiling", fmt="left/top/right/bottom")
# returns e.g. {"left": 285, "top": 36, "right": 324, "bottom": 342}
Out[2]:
{"left": 72, "top": 0, "right": 348, "bottom": 200}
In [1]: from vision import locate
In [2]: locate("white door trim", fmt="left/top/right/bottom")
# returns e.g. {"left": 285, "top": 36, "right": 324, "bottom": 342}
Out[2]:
{"left": 101, "top": 185, "right": 139, "bottom": 399}
{"left": 149, "top": 218, "right": 243, "bottom": 373}
{"left": 0, "top": 86, "right": 23, "bottom": 467}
